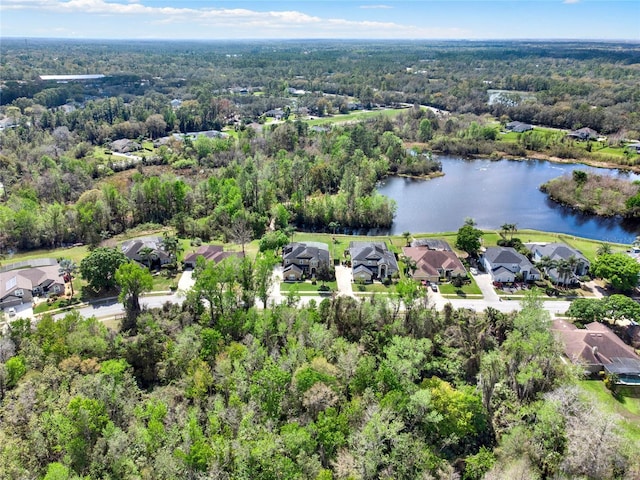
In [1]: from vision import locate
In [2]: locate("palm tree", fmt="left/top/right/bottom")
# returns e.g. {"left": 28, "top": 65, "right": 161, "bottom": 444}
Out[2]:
{"left": 556, "top": 259, "right": 573, "bottom": 288}
{"left": 597, "top": 243, "right": 612, "bottom": 256}
{"left": 161, "top": 232, "right": 183, "bottom": 262}
{"left": 58, "top": 258, "right": 78, "bottom": 296}
{"left": 402, "top": 231, "right": 412, "bottom": 246}
{"left": 536, "top": 255, "right": 557, "bottom": 280}
{"left": 138, "top": 246, "right": 154, "bottom": 270}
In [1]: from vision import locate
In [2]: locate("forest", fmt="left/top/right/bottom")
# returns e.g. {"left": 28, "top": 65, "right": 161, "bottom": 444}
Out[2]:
{"left": 1, "top": 40, "right": 640, "bottom": 255}
{"left": 1, "top": 39, "right": 640, "bottom": 479}
{"left": 1, "top": 288, "right": 637, "bottom": 479}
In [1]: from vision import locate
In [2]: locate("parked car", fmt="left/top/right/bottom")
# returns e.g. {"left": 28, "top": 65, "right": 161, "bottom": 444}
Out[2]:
{"left": 430, "top": 283, "right": 438, "bottom": 292}
{"left": 7, "top": 307, "right": 16, "bottom": 317}
{"left": 470, "top": 267, "right": 478, "bottom": 275}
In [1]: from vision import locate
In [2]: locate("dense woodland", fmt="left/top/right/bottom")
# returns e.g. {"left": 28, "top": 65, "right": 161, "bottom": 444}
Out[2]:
{"left": 1, "top": 40, "right": 640, "bottom": 479}
{"left": 1, "top": 40, "right": 640, "bottom": 254}
{"left": 1, "top": 290, "right": 637, "bottom": 479}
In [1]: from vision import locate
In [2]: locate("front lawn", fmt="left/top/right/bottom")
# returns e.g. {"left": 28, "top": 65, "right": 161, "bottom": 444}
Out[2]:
{"left": 354, "top": 282, "right": 395, "bottom": 293}
{"left": 438, "top": 278, "right": 482, "bottom": 296}
{"left": 280, "top": 280, "right": 337, "bottom": 295}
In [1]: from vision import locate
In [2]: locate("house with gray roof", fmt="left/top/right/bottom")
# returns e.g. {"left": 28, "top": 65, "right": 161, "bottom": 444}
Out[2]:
{"left": 122, "top": 237, "right": 171, "bottom": 267}
{"left": 282, "top": 242, "right": 330, "bottom": 280}
{"left": 567, "top": 127, "right": 598, "bottom": 141}
{"left": 0, "top": 265, "right": 64, "bottom": 310}
{"left": 348, "top": 241, "right": 399, "bottom": 282}
{"left": 506, "top": 121, "right": 533, "bottom": 133}
{"left": 527, "top": 242, "right": 590, "bottom": 284}
{"left": 481, "top": 246, "right": 540, "bottom": 283}
{"left": 410, "top": 239, "right": 452, "bottom": 251}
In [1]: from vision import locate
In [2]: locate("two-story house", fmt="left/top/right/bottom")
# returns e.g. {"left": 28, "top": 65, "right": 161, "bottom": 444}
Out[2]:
{"left": 527, "top": 242, "right": 590, "bottom": 285}
{"left": 0, "top": 265, "right": 65, "bottom": 310}
{"left": 282, "top": 242, "right": 330, "bottom": 281}
{"left": 481, "top": 246, "right": 540, "bottom": 283}
{"left": 348, "top": 241, "right": 399, "bottom": 283}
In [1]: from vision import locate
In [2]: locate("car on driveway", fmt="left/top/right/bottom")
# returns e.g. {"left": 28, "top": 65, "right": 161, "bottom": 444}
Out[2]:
{"left": 470, "top": 267, "right": 478, "bottom": 275}
{"left": 430, "top": 283, "right": 438, "bottom": 292}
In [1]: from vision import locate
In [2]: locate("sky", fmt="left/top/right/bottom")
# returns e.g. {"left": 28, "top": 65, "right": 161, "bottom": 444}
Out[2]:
{"left": 1, "top": 0, "right": 638, "bottom": 41}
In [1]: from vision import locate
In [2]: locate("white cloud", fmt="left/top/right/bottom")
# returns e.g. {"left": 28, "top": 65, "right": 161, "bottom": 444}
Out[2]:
{"left": 0, "top": 0, "right": 470, "bottom": 39}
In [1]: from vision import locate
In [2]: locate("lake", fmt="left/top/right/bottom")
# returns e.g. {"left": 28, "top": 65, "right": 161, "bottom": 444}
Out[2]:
{"left": 376, "top": 156, "right": 640, "bottom": 244}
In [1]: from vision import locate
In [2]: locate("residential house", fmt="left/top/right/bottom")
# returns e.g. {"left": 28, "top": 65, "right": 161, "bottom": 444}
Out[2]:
{"left": 0, "top": 265, "right": 65, "bottom": 310}
{"left": 172, "top": 130, "right": 229, "bottom": 141}
{"left": 627, "top": 142, "right": 640, "bottom": 154}
{"left": 506, "top": 121, "right": 533, "bottom": 133}
{"left": 122, "top": 237, "right": 172, "bottom": 267}
{"left": 481, "top": 246, "right": 540, "bottom": 283}
{"left": 410, "top": 239, "right": 453, "bottom": 251}
{"left": 170, "top": 98, "right": 182, "bottom": 109}
{"left": 527, "top": 242, "right": 590, "bottom": 284}
{"left": 567, "top": 127, "right": 598, "bottom": 141}
{"left": 403, "top": 246, "right": 466, "bottom": 283}
{"left": 282, "top": 242, "right": 330, "bottom": 281}
{"left": 552, "top": 319, "right": 640, "bottom": 384}
{"left": 109, "top": 139, "right": 142, "bottom": 153}
{"left": 348, "top": 241, "right": 399, "bottom": 282}
{"left": 183, "top": 245, "right": 244, "bottom": 269}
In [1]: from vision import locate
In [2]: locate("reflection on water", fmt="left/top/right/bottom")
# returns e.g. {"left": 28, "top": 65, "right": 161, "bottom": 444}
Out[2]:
{"left": 376, "top": 156, "right": 640, "bottom": 244}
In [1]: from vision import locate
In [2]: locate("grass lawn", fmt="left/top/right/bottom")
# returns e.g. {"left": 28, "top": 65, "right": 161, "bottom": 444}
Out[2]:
{"left": 354, "top": 282, "right": 395, "bottom": 294}
{"left": 438, "top": 277, "right": 482, "bottom": 296}
{"left": 280, "top": 280, "right": 337, "bottom": 295}
{"left": 579, "top": 380, "right": 640, "bottom": 443}
{"left": 306, "top": 108, "right": 407, "bottom": 127}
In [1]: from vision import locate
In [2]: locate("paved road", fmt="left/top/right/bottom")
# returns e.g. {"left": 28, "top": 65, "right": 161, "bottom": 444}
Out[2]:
{"left": 45, "top": 268, "right": 571, "bottom": 324}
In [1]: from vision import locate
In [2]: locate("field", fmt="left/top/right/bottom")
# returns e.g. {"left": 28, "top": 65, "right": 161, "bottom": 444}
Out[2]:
{"left": 304, "top": 107, "right": 408, "bottom": 126}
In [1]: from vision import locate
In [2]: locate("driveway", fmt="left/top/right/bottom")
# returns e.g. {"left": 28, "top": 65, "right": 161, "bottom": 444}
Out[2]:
{"left": 335, "top": 265, "right": 355, "bottom": 298}
{"left": 177, "top": 269, "right": 195, "bottom": 294}
{"left": 473, "top": 272, "right": 500, "bottom": 302}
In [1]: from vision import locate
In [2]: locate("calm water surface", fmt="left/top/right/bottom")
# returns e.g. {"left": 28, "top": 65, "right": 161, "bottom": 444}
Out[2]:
{"left": 376, "top": 156, "right": 640, "bottom": 244}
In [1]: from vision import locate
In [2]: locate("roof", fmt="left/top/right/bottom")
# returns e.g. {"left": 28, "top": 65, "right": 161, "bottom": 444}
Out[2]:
{"left": 484, "top": 246, "right": 527, "bottom": 265}
{"left": 403, "top": 247, "right": 466, "bottom": 277}
{"left": 552, "top": 320, "right": 640, "bottom": 374}
{"left": 527, "top": 242, "right": 588, "bottom": 263}
{"left": 410, "top": 239, "right": 452, "bottom": 251}
{"left": 183, "top": 245, "right": 242, "bottom": 265}
{"left": 506, "top": 121, "right": 533, "bottom": 133}
{"left": 283, "top": 242, "right": 330, "bottom": 264}
{"left": 0, "top": 265, "right": 62, "bottom": 300}
{"left": 122, "top": 237, "right": 170, "bottom": 261}
{"left": 39, "top": 74, "right": 105, "bottom": 81}
{"left": 283, "top": 264, "right": 303, "bottom": 274}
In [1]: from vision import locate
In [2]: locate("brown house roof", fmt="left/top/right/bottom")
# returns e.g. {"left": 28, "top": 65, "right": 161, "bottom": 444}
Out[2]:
{"left": 183, "top": 245, "right": 243, "bottom": 265}
{"left": 552, "top": 319, "right": 640, "bottom": 374}
{"left": 403, "top": 247, "right": 466, "bottom": 277}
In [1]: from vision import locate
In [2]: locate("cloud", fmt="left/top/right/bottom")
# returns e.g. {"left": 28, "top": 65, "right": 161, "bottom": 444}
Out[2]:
{"left": 0, "top": 0, "right": 470, "bottom": 39}
{"left": 563, "top": 0, "right": 580, "bottom": 4}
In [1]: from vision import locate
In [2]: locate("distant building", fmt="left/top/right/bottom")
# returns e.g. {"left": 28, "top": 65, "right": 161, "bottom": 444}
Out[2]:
{"left": 39, "top": 74, "right": 105, "bottom": 82}
{"left": 122, "top": 237, "right": 171, "bottom": 267}
{"left": 506, "top": 121, "right": 533, "bottom": 133}
{"left": 567, "top": 127, "right": 598, "bottom": 141}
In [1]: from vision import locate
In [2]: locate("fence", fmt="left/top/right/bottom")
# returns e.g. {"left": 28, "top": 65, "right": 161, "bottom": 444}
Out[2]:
{"left": 0, "top": 258, "right": 57, "bottom": 273}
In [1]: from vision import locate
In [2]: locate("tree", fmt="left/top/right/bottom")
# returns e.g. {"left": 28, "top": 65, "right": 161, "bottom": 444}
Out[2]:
{"left": 254, "top": 252, "right": 279, "bottom": 308}
{"left": 556, "top": 259, "right": 574, "bottom": 288}
{"left": 227, "top": 216, "right": 253, "bottom": 254}
{"left": 80, "top": 247, "right": 128, "bottom": 293}
{"left": 160, "top": 232, "right": 183, "bottom": 263}
{"left": 58, "top": 258, "right": 78, "bottom": 296}
{"left": 596, "top": 243, "right": 612, "bottom": 256}
{"left": 138, "top": 246, "right": 154, "bottom": 270}
{"left": 259, "top": 230, "right": 289, "bottom": 254}
{"left": 456, "top": 222, "right": 484, "bottom": 257}
{"left": 402, "top": 231, "right": 412, "bottom": 246}
{"left": 591, "top": 253, "right": 640, "bottom": 292}
{"left": 115, "top": 261, "right": 153, "bottom": 332}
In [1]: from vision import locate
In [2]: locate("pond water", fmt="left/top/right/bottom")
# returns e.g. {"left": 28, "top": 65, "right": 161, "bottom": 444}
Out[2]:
{"left": 376, "top": 156, "right": 640, "bottom": 244}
